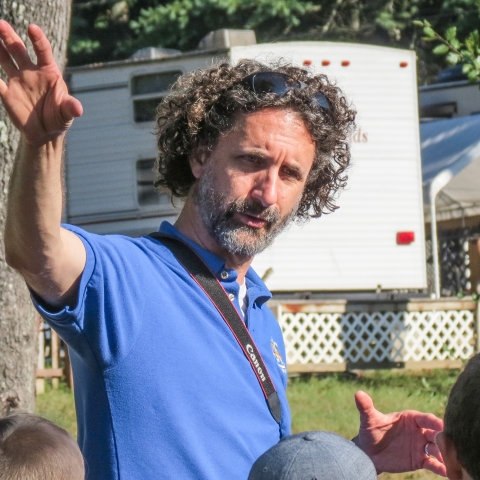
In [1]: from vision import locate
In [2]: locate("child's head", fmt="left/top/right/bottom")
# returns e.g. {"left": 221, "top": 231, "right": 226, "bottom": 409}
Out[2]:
{"left": 437, "top": 354, "right": 480, "bottom": 480}
{"left": 0, "top": 413, "right": 84, "bottom": 480}
{"left": 248, "top": 430, "right": 377, "bottom": 480}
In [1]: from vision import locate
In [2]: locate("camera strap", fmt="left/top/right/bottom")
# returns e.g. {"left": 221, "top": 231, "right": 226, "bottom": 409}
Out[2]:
{"left": 149, "top": 232, "right": 282, "bottom": 424}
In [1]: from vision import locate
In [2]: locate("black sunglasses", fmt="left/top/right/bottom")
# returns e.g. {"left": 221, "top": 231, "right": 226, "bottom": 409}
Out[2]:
{"left": 241, "top": 72, "right": 330, "bottom": 110}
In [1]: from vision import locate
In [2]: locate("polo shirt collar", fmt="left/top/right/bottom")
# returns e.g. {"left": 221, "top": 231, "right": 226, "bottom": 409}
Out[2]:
{"left": 158, "top": 222, "right": 272, "bottom": 305}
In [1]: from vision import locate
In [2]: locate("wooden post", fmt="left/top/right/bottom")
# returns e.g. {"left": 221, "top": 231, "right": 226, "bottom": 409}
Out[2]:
{"left": 51, "top": 330, "right": 59, "bottom": 389}
{"left": 36, "top": 318, "right": 45, "bottom": 395}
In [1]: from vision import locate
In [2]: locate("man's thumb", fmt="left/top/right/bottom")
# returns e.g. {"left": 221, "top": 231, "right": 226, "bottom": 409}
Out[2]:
{"left": 354, "top": 390, "right": 376, "bottom": 420}
{"left": 61, "top": 96, "right": 83, "bottom": 121}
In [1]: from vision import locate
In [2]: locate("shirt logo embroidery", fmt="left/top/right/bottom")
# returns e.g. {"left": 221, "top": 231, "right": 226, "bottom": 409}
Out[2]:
{"left": 271, "top": 339, "right": 286, "bottom": 374}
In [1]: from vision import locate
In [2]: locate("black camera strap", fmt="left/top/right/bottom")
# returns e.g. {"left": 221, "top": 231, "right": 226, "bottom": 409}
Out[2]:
{"left": 149, "top": 232, "right": 282, "bottom": 424}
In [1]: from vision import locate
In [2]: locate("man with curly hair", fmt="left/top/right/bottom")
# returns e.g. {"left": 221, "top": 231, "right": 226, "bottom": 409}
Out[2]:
{"left": 0, "top": 21, "right": 445, "bottom": 480}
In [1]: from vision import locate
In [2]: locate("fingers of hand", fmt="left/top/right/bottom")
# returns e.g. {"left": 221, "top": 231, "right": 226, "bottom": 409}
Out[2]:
{"left": 0, "top": 78, "right": 7, "bottom": 97}
{"left": 0, "top": 21, "right": 32, "bottom": 70}
{"left": 423, "top": 427, "right": 441, "bottom": 444}
{"left": 423, "top": 453, "right": 447, "bottom": 477}
{"left": 424, "top": 440, "right": 442, "bottom": 461}
{"left": 414, "top": 412, "right": 444, "bottom": 431}
{"left": 0, "top": 40, "right": 17, "bottom": 77}
{"left": 28, "top": 24, "right": 54, "bottom": 67}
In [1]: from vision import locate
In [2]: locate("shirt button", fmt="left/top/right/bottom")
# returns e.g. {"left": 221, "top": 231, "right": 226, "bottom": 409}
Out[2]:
{"left": 228, "top": 293, "right": 235, "bottom": 301}
{"left": 220, "top": 271, "right": 229, "bottom": 279}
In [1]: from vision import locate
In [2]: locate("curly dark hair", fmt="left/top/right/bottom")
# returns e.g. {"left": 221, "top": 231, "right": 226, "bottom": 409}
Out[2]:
{"left": 155, "top": 59, "right": 356, "bottom": 218}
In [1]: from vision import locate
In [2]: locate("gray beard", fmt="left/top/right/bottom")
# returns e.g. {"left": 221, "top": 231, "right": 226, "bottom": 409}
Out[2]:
{"left": 193, "top": 172, "right": 299, "bottom": 257}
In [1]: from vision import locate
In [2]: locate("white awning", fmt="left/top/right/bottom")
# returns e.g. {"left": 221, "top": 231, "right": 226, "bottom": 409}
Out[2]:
{"left": 421, "top": 114, "right": 480, "bottom": 222}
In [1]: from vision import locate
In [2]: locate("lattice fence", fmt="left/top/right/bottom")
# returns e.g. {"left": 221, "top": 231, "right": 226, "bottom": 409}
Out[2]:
{"left": 274, "top": 299, "right": 479, "bottom": 372}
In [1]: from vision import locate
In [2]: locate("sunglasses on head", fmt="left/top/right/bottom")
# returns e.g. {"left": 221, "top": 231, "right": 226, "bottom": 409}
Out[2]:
{"left": 241, "top": 72, "right": 330, "bottom": 111}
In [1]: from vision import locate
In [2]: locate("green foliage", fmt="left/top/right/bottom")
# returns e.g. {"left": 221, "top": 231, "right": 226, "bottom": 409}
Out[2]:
{"left": 127, "top": 0, "right": 318, "bottom": 52}
{"left": 69, "top": 0, "right": 320, "bottom": 65}
{"left": 69, "top": 39, "right": 101, "bottom": 55}
{"left": 69, "top": 0, "right": 480, "bottom": 85}
{"left": 432, "top": 43, "right": 449, "bottom": 54}
{"left": 415, "top": 2, "right": 480, "bottom": 82}
{"left": 69, "top": 0, "right": 148, "bottom": 66}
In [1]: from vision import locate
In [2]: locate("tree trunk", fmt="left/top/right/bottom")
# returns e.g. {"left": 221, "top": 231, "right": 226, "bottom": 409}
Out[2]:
{"left": 0, "top": 0, "right": 72, "bottom": 416}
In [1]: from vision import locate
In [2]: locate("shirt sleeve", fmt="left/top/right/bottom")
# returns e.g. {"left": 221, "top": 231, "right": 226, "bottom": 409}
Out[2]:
{"left": 32, "top": 224, "right": 147, "bottom": 370}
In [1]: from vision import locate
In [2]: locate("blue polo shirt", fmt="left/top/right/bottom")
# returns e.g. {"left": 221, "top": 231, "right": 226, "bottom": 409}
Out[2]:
{"left": 33, "top": 222, "right": 291, "bottom": 480}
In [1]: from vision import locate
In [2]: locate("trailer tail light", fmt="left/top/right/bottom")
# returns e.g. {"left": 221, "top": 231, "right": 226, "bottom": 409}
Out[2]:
{"left": 303, "top": 60, "right": 312, "bottom": 66}
{"left": 322, "top": 60, "right": 330, "bottom": 66}
{"left": 341, "top": 60, "right": 350, "bottom": 66}
{"left": 397, "top": 231, "right": 415, "bottom": 245}
{"left": 400, "top": 61, "right": 408, "bottom": 68}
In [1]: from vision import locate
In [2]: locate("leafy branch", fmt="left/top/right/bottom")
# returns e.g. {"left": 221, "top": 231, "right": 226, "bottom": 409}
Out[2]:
{"left": 414, "top": 19, "right": 480, "bottom": 82}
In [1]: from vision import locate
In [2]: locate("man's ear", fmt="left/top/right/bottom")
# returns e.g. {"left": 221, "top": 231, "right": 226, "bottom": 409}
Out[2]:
{"left": 437, "top": 431, "right": 465, "bottom": 480}
{"left": 189, "top": 147, "right": 209, "bottom": 179}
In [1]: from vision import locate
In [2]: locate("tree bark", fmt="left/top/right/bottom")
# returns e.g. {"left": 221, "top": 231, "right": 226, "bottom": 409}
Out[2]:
{"left": 0, "top": 0, "right": 72, "bottom": 416}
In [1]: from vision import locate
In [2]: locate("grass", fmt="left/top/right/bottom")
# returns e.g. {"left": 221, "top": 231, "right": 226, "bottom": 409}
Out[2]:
{"left": 287, "top": 369, "right": 459, "bottom": 480}
{"left": 35, "top": 381, "right": 77, "bottom": 439}
{"left": 35, "top": 369, "right": 460, "bottom": 479}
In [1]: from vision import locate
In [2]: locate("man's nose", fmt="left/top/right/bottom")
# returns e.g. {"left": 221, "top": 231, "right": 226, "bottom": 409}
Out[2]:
{"left": 251, "top": 171, "right": 278, "bottom": 207}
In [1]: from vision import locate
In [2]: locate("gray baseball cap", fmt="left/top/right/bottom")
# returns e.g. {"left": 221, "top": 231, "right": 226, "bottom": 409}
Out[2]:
{"left": 248, "top": 431, "right": 377, "bottom": 480}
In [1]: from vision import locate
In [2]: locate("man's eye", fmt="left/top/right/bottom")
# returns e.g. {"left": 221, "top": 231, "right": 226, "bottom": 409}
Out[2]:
{"left": 242, "top": 155, "right": 261, "bottom": 165}
{"left": 281, "top": 168, "right": 302, "bottom": 181}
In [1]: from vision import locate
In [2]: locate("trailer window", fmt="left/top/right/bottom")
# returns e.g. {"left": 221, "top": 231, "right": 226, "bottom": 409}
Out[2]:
{"left": 136, "top": 158, "right": 171, "bottom": 207}
{"left": 133, "top": 99, "right": 161, "bottom": 123}
{"left": 131, "top": 71, "right": 182, "bottom": 123}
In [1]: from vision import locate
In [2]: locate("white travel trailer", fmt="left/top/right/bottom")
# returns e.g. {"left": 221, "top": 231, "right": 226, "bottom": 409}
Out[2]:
{"left": 64, "top": 31, "right": 426, "bottom": 295}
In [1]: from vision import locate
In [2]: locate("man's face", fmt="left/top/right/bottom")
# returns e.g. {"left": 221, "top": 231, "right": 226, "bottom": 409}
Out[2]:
{"left": 191, "top": 108, "right": 316, "bottom": 258}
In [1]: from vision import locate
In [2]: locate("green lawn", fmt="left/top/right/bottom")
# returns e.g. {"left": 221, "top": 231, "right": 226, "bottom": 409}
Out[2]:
{"left": 287, "top": 369, "right": 458, "bottom": 480}
{"left": 35, "top": 382, "right": 77, "bottom": 439}
{"left": 36, "top": 369, "right": 459, "bottom": 479}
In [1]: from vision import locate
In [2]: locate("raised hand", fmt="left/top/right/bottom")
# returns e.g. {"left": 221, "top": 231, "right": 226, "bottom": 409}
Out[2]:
{"left": 353, "top": 391, "right": 446, "bottom": 476}
{"left": 0, "top": 21, "right": 82, "bottom": 147}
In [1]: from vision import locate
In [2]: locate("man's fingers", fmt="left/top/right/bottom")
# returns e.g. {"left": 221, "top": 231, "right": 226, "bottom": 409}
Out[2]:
{"left": 414, "top": 411, "right": 444, "bottom": 431}
{"left": 0, "top": 20, "right": 32, "bottom": 70}
{"left": 0, "top": 40, "right": 18, "bottom": 77}
{"left": 424, "top": 428, "right": 442, "bottom": 443}
{"left": 422, "top": 455, "right": 447, "bottom": 477}
{"left": 0, "top": 77, "right": 7, "bottom": 97}
{"left": 424, "top": 440, "right": 443, "bottom": 461}
{"left": 432, "top": 443, "right": 443, "bottom": 463}
{"left": 28, "top": 24, "right": 54, "bottom": 67}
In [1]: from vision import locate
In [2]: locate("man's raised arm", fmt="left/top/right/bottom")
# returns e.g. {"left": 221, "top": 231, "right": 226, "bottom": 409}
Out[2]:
{"left": 0, "top": 21, "right": 86, "bottom": 306}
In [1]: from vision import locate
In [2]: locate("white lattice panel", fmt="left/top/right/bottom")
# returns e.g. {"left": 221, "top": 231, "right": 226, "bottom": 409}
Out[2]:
{"left": 404, "top": 310, "right": 475, "bottom": 361}
{"left": 279, "top": 308, "right": 475, "bottom": 366}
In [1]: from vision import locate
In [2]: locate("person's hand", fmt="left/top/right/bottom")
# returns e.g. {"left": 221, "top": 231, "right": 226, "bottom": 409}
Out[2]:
{"left": 0, "top": 21, "right": 82, "bottom": 147}
{"left": 353, "top": 391, "right": 446, "bottom": 476}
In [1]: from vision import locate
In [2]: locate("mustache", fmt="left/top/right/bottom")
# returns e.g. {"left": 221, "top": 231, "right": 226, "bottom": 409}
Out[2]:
{"left": 227, "top": 199, "right": 281, "bottom": 224}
